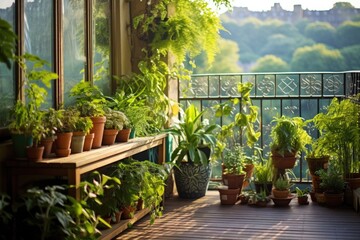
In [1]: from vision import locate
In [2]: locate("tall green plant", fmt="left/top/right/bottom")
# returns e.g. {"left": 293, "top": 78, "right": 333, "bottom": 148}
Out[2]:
{"left": 312, "top": 97, "right": 360, "bottom": 177}
{"left": 0, "top": 17, "right": 17, "bottom": 68}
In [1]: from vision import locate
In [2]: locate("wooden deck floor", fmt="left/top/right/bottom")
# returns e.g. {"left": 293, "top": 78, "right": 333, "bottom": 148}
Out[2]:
{"left": 116, "top": 191, "right": 360, "bottom": 240}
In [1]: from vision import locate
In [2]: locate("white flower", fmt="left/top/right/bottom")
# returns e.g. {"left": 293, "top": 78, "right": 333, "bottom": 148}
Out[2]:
{"left": 202, "top": 119, "right": 209, "bottom": 126}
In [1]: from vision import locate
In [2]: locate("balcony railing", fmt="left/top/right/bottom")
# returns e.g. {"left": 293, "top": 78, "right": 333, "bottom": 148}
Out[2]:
{"left": 178, "top": 71, "right": 360, "bottom": 182}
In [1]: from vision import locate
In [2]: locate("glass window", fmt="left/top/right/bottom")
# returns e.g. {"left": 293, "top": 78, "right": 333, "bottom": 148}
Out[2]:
{"left": 63, "top": 0, "right": 85, "bottom": 106}
{"left": 93, "top": 0, "right": 111, "bottom": 95}
{"left": 0, "top": 0, "right": 16, "bottom": 128}
{"left": 24, "top": 0, "right": 55, "bottom": 108}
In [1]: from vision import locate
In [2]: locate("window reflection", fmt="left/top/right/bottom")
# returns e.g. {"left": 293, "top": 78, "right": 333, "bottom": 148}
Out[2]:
{"left": 0, "top": 0, "right": 15, "bottom": 127}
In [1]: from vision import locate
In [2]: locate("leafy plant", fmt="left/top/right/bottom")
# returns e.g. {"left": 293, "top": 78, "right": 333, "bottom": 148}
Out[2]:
{"left": 317, "top": 165, "right": 345, "bottom": 193}
{"left": 273, "top": 176, "right": 292, "bottom": 191}
{"left": 295, "top": 187, "right": 309, "bottom": 197}
{"left": 270, "top": 115, "right": 312, "bottom": 156}
{"left": 223, "top": 144, "right": 245, "bottom": 175}
{"left": 166, "top": 104, "right": 218, "bottom": 166}
{"left": 0, "top": 17, "right": 17, "bottom": 68}
{"left": 311, "top": 97, "right": 360, "bottom": 177}
{"left": 254, "top": 158, "right": 273, "bottom": 184}
{"left": 104, "top": 108, "right": 129, "bottom": 130}
{"left": 213, "top": 82, "right": 261, "bottom": 162}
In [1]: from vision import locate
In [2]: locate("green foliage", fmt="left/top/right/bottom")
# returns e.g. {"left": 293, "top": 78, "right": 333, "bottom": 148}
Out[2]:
{"left": 291, "top": 44, "right": 346, "bottom": 71}
{"left": 251, "top": 54, "right": 290, "bottom": 72}
{"left": 0, "top": 193, "right": 11, "bottom": 225}
{"left": 0, "top": 18, "right": 17, "bottom": 68}
{"left": 273, "top": 175, "right": 292, "bottom": 191}
{"left": 223, "top": 144, "right": 245, "bottom": 175}
{"left": 295, "top": 187, "right": 309, "bottom": 197}
{"left": 213, "top": 82, "right": 260, "bottom": 161}
{"left": 337, "top": 21, "right": 360, "bottom": 48}
{"left": 254, "top": 158, "right": 273, "bottom": 184}
{"left": 270, "top": 115, "right": 312, "bottom": 156}
{"left": 317, "top": 165, "right": 345, "bottom": 193}
{"left": 166, "top": 104, "right": 218, "bottom": 166}
{"left": 104, "top": 108, "right": 129, "bottom": 130}
{"left": 332, "top": 2, "right": 355, "bottom": 9}
{"left": 341, "top": 45, "right": 360, "bottom": 70}
{"left": 42, "top": 108, "right": 63, "bottom": 137}
{"left": 311, "top": 97, "right": 360, "bottom": 177}
{"left": 304, "top": 22, "right": 336, "bottom": 47}
{"left": 70, "top": 81, "right": 107, "bottom": 117}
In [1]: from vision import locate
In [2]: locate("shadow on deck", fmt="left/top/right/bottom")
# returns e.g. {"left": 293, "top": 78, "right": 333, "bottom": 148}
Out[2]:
{"left": 117, "top": 191, "right": 360, "bottom": 239}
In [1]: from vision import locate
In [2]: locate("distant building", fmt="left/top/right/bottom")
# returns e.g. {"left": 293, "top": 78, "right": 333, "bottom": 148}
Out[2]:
{"left": 224, "top": 3, "right": 360, "bottom": 26}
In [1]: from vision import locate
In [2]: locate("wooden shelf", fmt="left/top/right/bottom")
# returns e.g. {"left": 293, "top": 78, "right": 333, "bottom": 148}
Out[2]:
{"left": 6, "top": 133, "right": 167, "bottom": 239}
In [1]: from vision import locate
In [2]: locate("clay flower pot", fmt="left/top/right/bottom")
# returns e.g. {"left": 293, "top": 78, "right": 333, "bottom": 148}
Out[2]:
{"left": 83, "top": 133, "right": 94, "bottom": 151}
{"left": 26, "top": 145, "right": 45, "bottom": 162}
{"left": 102, "top": 129, "right": 119, "bottom": 145}
{"left": 116, "top": 128, "right": 131, "bottom": 142}
{"left": 90, "top": 116, "right": 106, "bottom": 149}
{"left": 218, "top": 186, "right": 240, "bottom": 205}
{"left": 272, "top": 189, "right": 290, "bottom": 199}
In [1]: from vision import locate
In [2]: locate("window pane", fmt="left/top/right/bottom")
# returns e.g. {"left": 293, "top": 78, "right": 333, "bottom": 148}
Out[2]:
{"left": 63, "top": 0, "right": 85, "bottom": 106}
{"left": 24, "top": 0, "right": 55, "bottom": 108}
{"left": 0, "top": 1, "right": 16, "bottom": 128}
{"left": 93, "top": 0, "right": 111, "bottom": 95}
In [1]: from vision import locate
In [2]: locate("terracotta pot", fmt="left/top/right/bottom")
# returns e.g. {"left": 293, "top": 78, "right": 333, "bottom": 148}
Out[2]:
{"left": 26, "top": 146, "right": 44, "bottom": 162}
{"left": 324, "top": 191, "right": 344, "bottom": 208}
{"left": 40, "top": 137, "right": 54, "bottom": 158}
{"left": 272, "top": 155, "right": 297, "bottom": 169}
{"left": 102, "top": 129, "right": 119, "bottom": 146}
{"left": 218, "top": 187, "right": 240, "bottom": 205}
{"left": 55, "top": 148, "right": 71, "bottom": 157}
{"left": 272, "top": 189, "right": 290, "bottom": 199}
{"left": 271, "top": 194, "right": 294, "bottom": 207}
{"left": 306, "top": 156, "right": 329, "bottom": 175}
{"left": 222, "top": 174, "right": 245, "bottom": 190}
{"left": 121, "top": 205, "right": 136, "bottom": 219}
{"left": 311, "top": 174, "right": 323, "bottom": 193}
{"left": 83, "top": 133, "right": 94, "bottom": 151}
{"left": 56, "top": 132, "right": 73, "bottom": 149}
{"left": 243, "top": 164, "right": 254, "bottom": 189}
{"left": 71, "top": 132, "right": 85, "bottom": 154}
{"left": 112, "top": 210, "right": 123, "bottom": 224}
{"left": 90, "top": 116, "right": 106, "bottom": 149}
{"left": 137, "top": 198, "right": 144, "bottom": 210}
{"left": 116, "top": 128, "right": 131, "bottom": 142}
{"left": 297, "top": 195, "right": 309, "bottom": 205}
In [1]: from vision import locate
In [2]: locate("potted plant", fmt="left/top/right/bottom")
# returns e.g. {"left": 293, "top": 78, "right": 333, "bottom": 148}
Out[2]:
{"left": 102, "top": 108, "right": 129, "bottom": 145}
{"left": 166, "top": 104, "right": 218, "bottom": 199}
{"left": 255, "top": 190, "right": 269, "bottom": 207}
{"left": 253, "top": 158, "right": 273, "bottom": 196}
{"left": 55, "top": 108, "right": 77, "bottom": 157}
{"left": 8, "top": 54, "right": 58, "bottom": 159}
{"left": 40, "top": 108, "right": 63, "bottom": 158}
{"left": 66, "top": 107, "right": 93, "bottom": 154}
{"left": 272, "top": 175, "right": 292, "bottom": 199}
{"left": 25, "top": 112, "right": 47, "bottom": 162}
{"left": 71, "top": 81, "right": 107, "bottom": 149}
{"left": 317, "top": 165, "right": 345, "bottom": 208}
{"left": 270, "top": 115, "right": 311, "bottom": 170}
{"left": 295, "top": 187, "right": 309, "bottom": 205}
{"left": 217, "top": 185, "right": 240, "bottom": 205}
{"left": 311, "top": 97, "right": 360, "bottom": 191}
{"left": 222, "top": 144, "right": 246, "bottom": 190}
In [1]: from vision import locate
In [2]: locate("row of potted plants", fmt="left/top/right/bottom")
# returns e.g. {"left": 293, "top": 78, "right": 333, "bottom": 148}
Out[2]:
{"left": 0, "top": 158, "right": 167, "bottom": 239}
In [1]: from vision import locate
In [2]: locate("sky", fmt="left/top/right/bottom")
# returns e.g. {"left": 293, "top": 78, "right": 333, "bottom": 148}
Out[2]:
{"left": 212, "top": 0, "right": 360, "bottom": 13}
{"left": 227, "top": 0, "right": 360, "bottom": 11}
{"left": 1, "top": 0, "right": 360, "bottom": 10}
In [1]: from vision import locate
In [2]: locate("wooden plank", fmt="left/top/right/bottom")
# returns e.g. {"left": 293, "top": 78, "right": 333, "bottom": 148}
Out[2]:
{"left": 116, "top": 191, "right": 360, "bottom": 240}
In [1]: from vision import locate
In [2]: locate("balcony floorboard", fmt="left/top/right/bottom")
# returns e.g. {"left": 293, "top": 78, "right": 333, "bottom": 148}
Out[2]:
{"left": 116, "top": 191, "right": 360, "bottom": 239}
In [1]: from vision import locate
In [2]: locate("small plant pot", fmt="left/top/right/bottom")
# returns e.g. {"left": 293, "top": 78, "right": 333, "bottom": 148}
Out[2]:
{"left": 90, "top": 116, "right": 106, "bottom": 149}
{"left": 297, "top": 195, "right": 309, "bottom": 205}
{"left": 222, "top": 174, "right": 245, "bottom": 190}
{"left": 116, "top": 128, "right": 131, "bottom": 142}
{"left": 272, "top": 189, "right": 290, "bottom": 199}
{"left": 26, "top": 145, "right": 44, "bottom": 162}
{"left": 40, "top": 137, "right": 54, "bottom": 158}
{"left": 256, "top": 200, "right": 268, "bottom": 207}
{"left": 121, "top": 205, "right": 136, "bottom": 219}
{"left": 272, "top": 155, "right": 297, "bottom": 169}
{"left": 56, "top": 132, "right": 73, "bottom": 149}
{"left": 102, "top": 129, "right": 118, "bottom": 146}
{"left": 315, "top": 192, "right": 326, "bottom": 205}
{"left": 270, "top": 194, "right": 295, "bottom": 207}
{"left": 218, "top": 186, "right": 240, "bottom": 205}
{"left": 55, "top": 148, "right": 71, "bottom": 158}
{"left": 324, "top": 191, "right": 344, "bottom": 208}
{"left": 310, "top": 191, "right": 317, "bottom": 202}
{"left": 112, "top": 210, "right": 123, "bottom": 224}
{"left": 71, "top": 132, "right": 85, "bottom": 154}
{"left": 83, "top": 133, "right": 94, "bottom": 151}
{"left": 239, "top": 194, "right": 250, "bottom": 205}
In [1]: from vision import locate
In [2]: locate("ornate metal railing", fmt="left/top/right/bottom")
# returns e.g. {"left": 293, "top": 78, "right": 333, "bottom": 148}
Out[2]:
{"left": 178, "top": 71, "right": 360, "bottom": 182}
